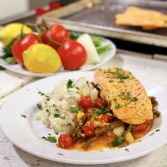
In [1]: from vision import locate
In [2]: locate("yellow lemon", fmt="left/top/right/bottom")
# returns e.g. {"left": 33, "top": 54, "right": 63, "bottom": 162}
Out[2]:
{"left": 0, "top": 23, "right": 32, "bottom": 45}
{"left": 23, "top": 44, "right": 62, "bottom": 73}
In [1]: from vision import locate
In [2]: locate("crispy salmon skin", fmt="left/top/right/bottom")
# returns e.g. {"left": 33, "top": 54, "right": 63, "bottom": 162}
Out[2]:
{"left": 95, "top": 67, "right": 153, "bottom": 125}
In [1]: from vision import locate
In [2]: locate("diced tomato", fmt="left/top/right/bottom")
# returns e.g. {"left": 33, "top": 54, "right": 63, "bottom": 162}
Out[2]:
{"left": 96, "top": 114, "right": 112, "bottom": 123}
{"left": 80, "top": 96, "right": 93, "bottom": 109}
{"left": 58, "top": 134, "right": 73, "bottom": 148}
{"left": 82, "top": 121, "right": 94, "bottom": 137}
{"left": 95, "top": 98, "right": 107, "bottom": 108}
{"left": 132, "top": 120, "right": 153, "bottom": 138}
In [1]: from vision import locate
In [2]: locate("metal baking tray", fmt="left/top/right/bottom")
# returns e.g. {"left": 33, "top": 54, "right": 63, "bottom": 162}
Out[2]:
{"left": 43, "top": 0, "right": 167, "bottom": 48}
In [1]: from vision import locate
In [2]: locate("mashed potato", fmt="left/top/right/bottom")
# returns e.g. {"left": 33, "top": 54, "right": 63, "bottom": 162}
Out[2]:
{"left": 34, "top": 77, "right": 98, "bottom": 133}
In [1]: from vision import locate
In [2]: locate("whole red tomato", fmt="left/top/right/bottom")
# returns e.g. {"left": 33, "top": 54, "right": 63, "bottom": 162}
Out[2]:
{"left": 12, "top": 34, "right": 40, "bottom": 65}
{"left": 41, "top": 24, "right": 69, "bottom": 49}
{"left": 58, "top": 40, "right": 87, "bottom": 70}
{"left": 58, "top": 134, "right": 73, "bottom": 149}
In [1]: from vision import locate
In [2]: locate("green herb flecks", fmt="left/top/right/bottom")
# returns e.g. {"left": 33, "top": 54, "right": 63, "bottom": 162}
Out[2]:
{"left": 83, "top": 136, "right": 96, "bottom": 149}
{"left": 111, "top": 68, "right": 129, "bottom": 80}
{"left": 38, "top": 91, "right": 50, "bottom": 100}
{"left": 96, "top": 107, "right": 107, "bottom": 115}
{"left": 37, "top": 103, "right": 42, "bottom": 110}
{"left": 109, "top": 80, "right": 113, "bottom": 83}
{"left": 115, "top": 103, "right": 123, "bottom": 109}
{"left": 119, "top": 91, "right": 138, "bottom": 102}
{"left": 67, "top": 79, "right": 74, "bottom": 89}
{"left": 42, "top": 136, "right": 57, "bottom": 143}
{"left": 96, "top": 44, "right": 111, "bottom": 55}
{"left": 112, "top": 136, "right": 124, "bottom": 147}
{"left": 70, "top": 106, "right": 79, "bottom": 113}
{"left": 21, "top": 114, "right": 26, "bottom": 118}
{"left": 54, "top": 113, "right": 65, "bottom": 119}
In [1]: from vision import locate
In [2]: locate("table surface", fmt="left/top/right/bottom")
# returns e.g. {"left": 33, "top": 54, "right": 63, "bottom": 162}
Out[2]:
{"left": 0, "top": 51, "right": 167, "bottom": 167}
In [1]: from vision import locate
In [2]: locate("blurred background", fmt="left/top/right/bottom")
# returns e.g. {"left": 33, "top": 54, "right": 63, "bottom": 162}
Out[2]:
{"left": 0, "top": 0, "right": 76, "bottom": 20}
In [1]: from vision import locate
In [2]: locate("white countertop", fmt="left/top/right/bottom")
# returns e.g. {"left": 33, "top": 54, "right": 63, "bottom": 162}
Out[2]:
{"left": 0, "top": 51, "right": 167, "bottom": 167}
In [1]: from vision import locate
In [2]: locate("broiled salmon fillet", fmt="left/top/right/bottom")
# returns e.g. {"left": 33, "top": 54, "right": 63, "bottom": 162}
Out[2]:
{"left": 115, "top": 6, "right": 167, "bottom": 30}
{"left": 95, "top": 67, "right": 153, "bottom": 125}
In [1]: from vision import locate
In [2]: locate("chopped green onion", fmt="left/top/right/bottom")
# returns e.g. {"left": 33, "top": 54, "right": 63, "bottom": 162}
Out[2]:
{"left": 83, "top": 136, "right": 96, "bottom": 149}
{"left": 112, "top": 136, "right": 124, "bottom": 147}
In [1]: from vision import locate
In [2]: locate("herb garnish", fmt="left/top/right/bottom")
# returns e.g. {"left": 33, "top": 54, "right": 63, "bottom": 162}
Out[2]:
{"left": 111, "top": 69, "right": 129, "bottom": 80}
{"left": 156, "top": 129, "right": 160, "bottom": 132}
{"left": 70, "top": 106, "right": 79, "bottom": 113}
{"left": 42, "top": 136, "right": 57, "bottom": 143}
{"left": 67, "top": 79, "right": 74, "bottom": 88}
{"left": 37, "top": 103, "right": 42, "bottom": 110}
{"left": 38, "top": 91, "right": 50, "bottom": 100}
{"left": 96, "top": 107, "right": 107, "bottom": 115}
{"left": 54, "top": 113, "right": 65, "bottom": 119}
{"left": 112, "top": 136, "right": 124, "bottom": 147}
{"left": 21, "top": 114, "right": 26, "bottom": 118}
{"left": 115, "top": 103, "right": 123, "bottom": 109}
{"left": 119, "top": 91, "right": 138, "bottom": 102}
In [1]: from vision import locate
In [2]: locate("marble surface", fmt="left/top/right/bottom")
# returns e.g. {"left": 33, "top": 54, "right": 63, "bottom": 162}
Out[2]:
{"left": 0, "top": 51, "right": 167, "bottom": 167}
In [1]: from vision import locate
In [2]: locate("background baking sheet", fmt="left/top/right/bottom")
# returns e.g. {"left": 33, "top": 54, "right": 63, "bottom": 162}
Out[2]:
{"left": 44, "top": 0, "right": 167, "bottom": 47}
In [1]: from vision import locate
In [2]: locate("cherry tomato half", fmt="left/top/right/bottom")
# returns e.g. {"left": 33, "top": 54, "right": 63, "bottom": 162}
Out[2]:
{"left": 12, "top": 33, "right": 40, "bottom": 65}
{"left": 96, "top": 114, "right": 112, "bottom": 123}
{"left": 58, "top": 134, "right": 73, "bottom": 149}
{"left": 82, "top": 121, "right": 94, "bottom": 137}
{"left": 41, "top": 23, "right": 69, "bottom": 49}
{"left": 80, "top": 96, "right": 93, "bottom": 110}
{"left": 57, "top": 40, "right": 87, "bottom": 70}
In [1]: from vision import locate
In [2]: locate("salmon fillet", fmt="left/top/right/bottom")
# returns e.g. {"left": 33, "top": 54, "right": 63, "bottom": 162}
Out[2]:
{"left": 94, "top": 67, "right": 153, "bottom": 125}
{"left": 115, "top": 6, "right": 167, "bottom": 30}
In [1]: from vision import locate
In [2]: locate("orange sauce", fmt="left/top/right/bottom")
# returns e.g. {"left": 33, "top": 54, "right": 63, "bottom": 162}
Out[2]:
{"left": 68, "top": 132, "right": 116, "bottom": 152}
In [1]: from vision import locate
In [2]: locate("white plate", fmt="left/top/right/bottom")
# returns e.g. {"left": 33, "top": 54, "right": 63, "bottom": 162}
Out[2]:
{"left": 0, "top": 71, "right": 167, "bottom": 165}
{"left": 0, "top": 39, "right": 116, "bottom": 77}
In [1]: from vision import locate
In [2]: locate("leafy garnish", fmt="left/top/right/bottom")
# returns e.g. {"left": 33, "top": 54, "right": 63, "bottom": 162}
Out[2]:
{"left": 4, "top": 57, "right": 17, "bottom": 64}
{"left": 96, "top": 107, "right": 107, "bottom": 115}
{"left": 96, "top": 45, "right": 111, "bottom": 55}
{"left": 42, "top": 136, "right": 57, "bottom": 143}
{"left": 111, "top": 68, "right": 129, "bottom": 80}
{"left": 67, "top": 79, "right": 74, "bottom": 88}
{"left": 156, "top": 129, "right": 160, "bottom": 132}
{"left": 70, "top": 106, "right": 79, "bottom": 113}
